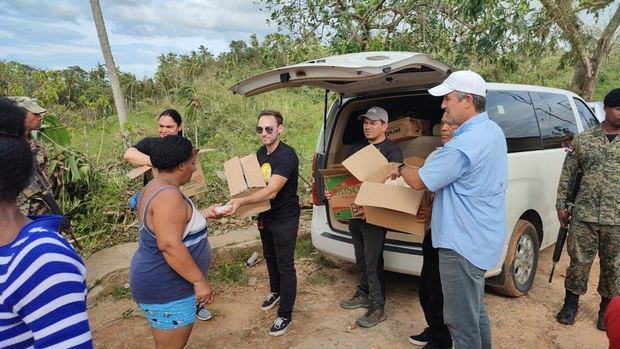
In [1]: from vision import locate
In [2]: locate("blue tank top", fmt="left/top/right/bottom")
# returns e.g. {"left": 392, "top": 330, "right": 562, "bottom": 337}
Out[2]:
{"left": 129, "top": 186, "right": 212, "bottom": 304}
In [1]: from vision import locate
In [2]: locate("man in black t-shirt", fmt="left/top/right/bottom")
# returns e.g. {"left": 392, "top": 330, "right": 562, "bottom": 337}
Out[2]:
{"left": 229, "top": 110, "right": 300, "bottom": 337}
{"left": 326, "top": 106, "right": 403, "bottom": 328}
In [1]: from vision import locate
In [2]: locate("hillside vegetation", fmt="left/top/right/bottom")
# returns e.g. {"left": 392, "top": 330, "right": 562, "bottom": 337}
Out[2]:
{"left": 1, "top": 36, "right": 618, "bottom": 255}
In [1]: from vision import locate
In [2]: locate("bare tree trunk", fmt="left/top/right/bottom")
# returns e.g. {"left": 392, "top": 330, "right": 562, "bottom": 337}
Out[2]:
{"left": 89, "top": 0, "right": 131, "bottom": 148}
{"left": 541, "top": 0, "right": 620, "bottom": 100}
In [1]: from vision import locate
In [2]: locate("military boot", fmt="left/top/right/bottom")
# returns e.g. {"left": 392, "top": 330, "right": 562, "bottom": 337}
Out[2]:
{"left": 597, "top": 297, "right": 611, "bottom": 331}
{"left": 556, "top": 289, "right": 579, "bottom": 325}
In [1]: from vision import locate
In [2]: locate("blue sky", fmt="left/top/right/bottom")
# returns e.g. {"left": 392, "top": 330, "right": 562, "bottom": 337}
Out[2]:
{"left": 0, "top": 0, "right": 273, "bottom": 78}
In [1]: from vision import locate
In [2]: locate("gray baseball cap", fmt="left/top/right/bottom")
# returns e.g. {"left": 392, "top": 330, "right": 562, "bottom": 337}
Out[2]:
{"left": 358, "top": 106, "right": 388, "bottom": 123}
{"left": 8, "top": 96, "right": 47, "bottom": 114}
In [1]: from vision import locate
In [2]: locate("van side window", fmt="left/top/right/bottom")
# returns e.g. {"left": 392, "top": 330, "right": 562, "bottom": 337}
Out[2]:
{"left": 573, "top": 97, "right": 599, "bottom": 129}
{"left": 531, "top": 92, "right": 578, "bottom": 149}
{"left": 486, "top": 90, "right": 542, "bottom": 153}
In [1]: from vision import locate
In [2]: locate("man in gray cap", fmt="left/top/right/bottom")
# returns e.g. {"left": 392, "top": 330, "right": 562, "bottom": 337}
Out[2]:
{"left": 555, "top": 87, "right": 620, "bottom": 331}
{"left": 9, "top": 96, "right": 53, "bottom": 215}
{"left": 325, "top": 106, "right": 403, "bottom": 328}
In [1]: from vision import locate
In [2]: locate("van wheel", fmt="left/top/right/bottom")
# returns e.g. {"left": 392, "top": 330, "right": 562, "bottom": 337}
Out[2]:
{"left": 492, "top": 219, "right": 539, "bottom": 297}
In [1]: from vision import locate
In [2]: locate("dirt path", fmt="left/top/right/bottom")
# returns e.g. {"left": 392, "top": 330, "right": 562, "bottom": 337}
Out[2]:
{"left": 88, "top": 241, "right": 609, "bottom": 348}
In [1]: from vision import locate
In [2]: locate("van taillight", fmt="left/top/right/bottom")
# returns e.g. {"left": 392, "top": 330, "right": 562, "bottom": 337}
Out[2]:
{"left": 312, "top": 152, "right": 319, "bottom": 205}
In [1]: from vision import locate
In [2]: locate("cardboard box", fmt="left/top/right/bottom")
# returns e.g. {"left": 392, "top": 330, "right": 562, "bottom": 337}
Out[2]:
{"left": 126, "top": 148, "right": 212, "bottom": 197}
{"left": 320, "top": 165, "right": 363, "bottom": 220}
{"left": 386, "top": 117, "right": 431, "bottom": 142}
{"left": 223, "top": 153, "right": 270, "bottom": 219}
{"left": 342, "top": 144, "right": 429, "bottom": 235}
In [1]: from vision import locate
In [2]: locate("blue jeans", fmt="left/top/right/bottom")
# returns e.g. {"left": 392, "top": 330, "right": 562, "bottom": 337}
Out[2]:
{"left": 439, "top": 248, "right": 491, "bottom": 349}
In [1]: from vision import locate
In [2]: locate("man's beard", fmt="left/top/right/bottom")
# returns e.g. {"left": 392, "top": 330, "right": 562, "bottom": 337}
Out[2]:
{"left": 262, "top": 137, "right": 277, "bottom": 146}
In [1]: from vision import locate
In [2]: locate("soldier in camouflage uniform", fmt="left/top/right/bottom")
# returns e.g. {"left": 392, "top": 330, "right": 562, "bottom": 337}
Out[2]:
{"left": 555, "top": 88, "right": 620, "bottom": 331}
{"left": 9, "top": 97, "right": 53, "bottom": 215}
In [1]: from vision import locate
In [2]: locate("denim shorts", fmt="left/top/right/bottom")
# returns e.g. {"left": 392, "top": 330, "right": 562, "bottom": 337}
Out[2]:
{"left": 138, "top": 294, "right": 196, "bottom": 330}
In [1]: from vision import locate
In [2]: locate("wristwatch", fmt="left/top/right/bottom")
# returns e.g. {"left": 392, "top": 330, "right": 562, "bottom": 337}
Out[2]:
{"left": 398, "top": 163, "right": 407, "bottom": 175}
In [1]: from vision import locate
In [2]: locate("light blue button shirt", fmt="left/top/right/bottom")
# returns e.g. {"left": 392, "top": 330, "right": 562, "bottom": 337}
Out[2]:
{"left": 418, "top": 112, "right": 508, "bottom": 270}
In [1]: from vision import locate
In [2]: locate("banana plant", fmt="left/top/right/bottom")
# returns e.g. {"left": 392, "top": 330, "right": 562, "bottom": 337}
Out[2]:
{"left": 38, "top": 113, "right": 92, "bottom": 212}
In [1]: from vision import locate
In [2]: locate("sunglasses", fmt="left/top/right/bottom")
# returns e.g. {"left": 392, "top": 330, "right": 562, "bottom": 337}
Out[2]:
{"left": 256, "top": 126, "right": 274, "bottom": 134}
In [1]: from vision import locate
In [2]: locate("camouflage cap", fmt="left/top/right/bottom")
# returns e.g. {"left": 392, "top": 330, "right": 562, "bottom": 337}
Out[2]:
{"left": 8, "top": 96, "right": 47, "bottom": 114}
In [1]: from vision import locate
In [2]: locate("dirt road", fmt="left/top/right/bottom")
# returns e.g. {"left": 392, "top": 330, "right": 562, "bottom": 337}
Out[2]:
{"left": 89, "top": 240, "right": 609, "bottom": 348}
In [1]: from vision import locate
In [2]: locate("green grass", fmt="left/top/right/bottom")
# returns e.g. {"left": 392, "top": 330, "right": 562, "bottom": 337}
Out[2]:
{"left": 209, "top": 246, "right": 255, "bottom": 284}
{"left": 210, "top": 263, "right": 249, "bottom": 284}
{"left": 313, "top": 253, "right": 339, "bottom": 269}
{"left": 112, "top": 286, "right": 132, "bottom": 300}
{"left": 307, "top": 270, "right": 336, "bottom": 285}
{"left": 295, "top": 235, "right": 315, "bottom": 260}
{"left": 295, "top": 234, "right": 340, "bottom": 269}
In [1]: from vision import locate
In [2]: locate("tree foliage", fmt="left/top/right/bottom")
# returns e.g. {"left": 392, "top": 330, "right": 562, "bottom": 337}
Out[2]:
{"left": 539, "top": 0, "right": 620, "bottom": 99}
{"left": 261, "top": 0, "right": 620, "bottom": 98}
{"left": 262, "top": 1, "right": 556, "bottom": 71}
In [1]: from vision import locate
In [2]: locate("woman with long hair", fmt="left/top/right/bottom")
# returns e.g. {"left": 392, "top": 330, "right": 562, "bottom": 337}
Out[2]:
{"left": 124, "top": 108, "right": 184, "bottom": 168}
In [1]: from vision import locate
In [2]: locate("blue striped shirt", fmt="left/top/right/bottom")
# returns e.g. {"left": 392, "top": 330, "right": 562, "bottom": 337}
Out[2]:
{"left": 0, "top": 215, "right": 92, "bottom": 348}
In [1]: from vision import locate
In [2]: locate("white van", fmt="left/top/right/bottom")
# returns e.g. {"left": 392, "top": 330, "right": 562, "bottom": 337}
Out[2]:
{"left": 230, "top": 52, "right": 600, "bottom": 297}
{"left": 587, "top": 101, "right": 605, "bottom": 122}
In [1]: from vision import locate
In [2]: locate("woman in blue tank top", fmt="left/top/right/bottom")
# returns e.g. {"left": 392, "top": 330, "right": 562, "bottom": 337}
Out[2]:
{"left": 129, "top": 135, "right": 230, "bottom": 348}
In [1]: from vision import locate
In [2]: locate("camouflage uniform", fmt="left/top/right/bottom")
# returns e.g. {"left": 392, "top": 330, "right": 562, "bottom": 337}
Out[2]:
{"left": 556, "top": 123, "right": 620, "bottom": 299}
{"left": 17, "top": 136, "right": 53, "bottom": 215}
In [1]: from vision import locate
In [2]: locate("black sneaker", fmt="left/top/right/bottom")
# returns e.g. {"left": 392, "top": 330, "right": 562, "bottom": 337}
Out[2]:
{"left": 409, "top": 327, "right": 430, "bottom": 346}
{"left": 269, "top": 316, "right": 292, "bottom": 336}
{"left": 261, "top": 292, "right": 280, "bottom": 311}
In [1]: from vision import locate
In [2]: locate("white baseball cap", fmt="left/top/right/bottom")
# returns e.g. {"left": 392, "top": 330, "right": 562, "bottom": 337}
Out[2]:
{"left": 428, "top": 70, "right": 487, "bottom": 97}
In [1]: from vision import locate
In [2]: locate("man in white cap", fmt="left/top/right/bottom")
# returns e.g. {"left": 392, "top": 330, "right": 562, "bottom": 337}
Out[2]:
{"left": 8, "top": 96, "right": 53, "bottom": 215}
{"left": 326, "top": 106, "right": 403, "bottom": 328}
{"left": 394, "top": 71, "right": 507, "bottom": 348}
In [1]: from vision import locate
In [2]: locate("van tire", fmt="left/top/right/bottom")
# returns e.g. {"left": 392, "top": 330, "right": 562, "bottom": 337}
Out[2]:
{"left": 492, "top": 219, "right": 539, "bottom": 297}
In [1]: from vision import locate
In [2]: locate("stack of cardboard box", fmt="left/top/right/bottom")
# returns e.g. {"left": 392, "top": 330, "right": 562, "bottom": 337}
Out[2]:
{"left": 343, "top": 144, "right": 431, "bottom": 235}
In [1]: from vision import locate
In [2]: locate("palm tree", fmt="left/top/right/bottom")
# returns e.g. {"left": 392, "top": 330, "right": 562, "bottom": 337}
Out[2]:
{"left": 89, "top": 0, "right": 130, "bottom": 148}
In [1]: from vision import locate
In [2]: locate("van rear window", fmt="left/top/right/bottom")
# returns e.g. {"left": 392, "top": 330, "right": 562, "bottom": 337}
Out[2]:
{"left": 573, "top": 97, "right": 599, "bottom": 129}
{"left": 487, "top": 91, "right": 542, "bottom": 153}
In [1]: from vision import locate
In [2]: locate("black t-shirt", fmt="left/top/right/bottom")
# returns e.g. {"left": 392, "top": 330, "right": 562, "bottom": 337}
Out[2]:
{"left": 134, "top": 137, "right": 158, "bottom": 155}
{"left": 348, "top": 137, "right": 403, "bottom": 162}
{"left": 133, "top": 137, "right": 158, "bottom": 185}
{"left": 607, "top": 134, "right": 617, "bottom": 142}
{"left": 257, "top": 141, "right": 300, "bottom": 218}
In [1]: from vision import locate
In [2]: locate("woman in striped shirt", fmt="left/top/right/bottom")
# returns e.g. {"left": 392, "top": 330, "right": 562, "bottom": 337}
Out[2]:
{"left": 0, "top": 98, "right": 92, "bottom": 348}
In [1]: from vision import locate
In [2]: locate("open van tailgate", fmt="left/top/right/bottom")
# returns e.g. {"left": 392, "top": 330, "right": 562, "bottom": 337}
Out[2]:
{"left": 230, "top": 51, "right": 450, "bottom": 97}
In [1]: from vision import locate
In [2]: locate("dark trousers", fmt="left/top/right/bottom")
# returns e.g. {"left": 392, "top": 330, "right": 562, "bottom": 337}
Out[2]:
{"left": 420, "top": 231, "right": 452, "bottom": 348}
{"left": 349, "top": 219, "right": 387, "bottom": 306}
{"left": 259, "top": 214, "right": 299, "bottom": 319}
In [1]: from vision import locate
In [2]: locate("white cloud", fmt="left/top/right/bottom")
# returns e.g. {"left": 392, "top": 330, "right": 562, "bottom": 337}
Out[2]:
{"left": 0, "top": 0, "right": 273, "bottom": 77}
